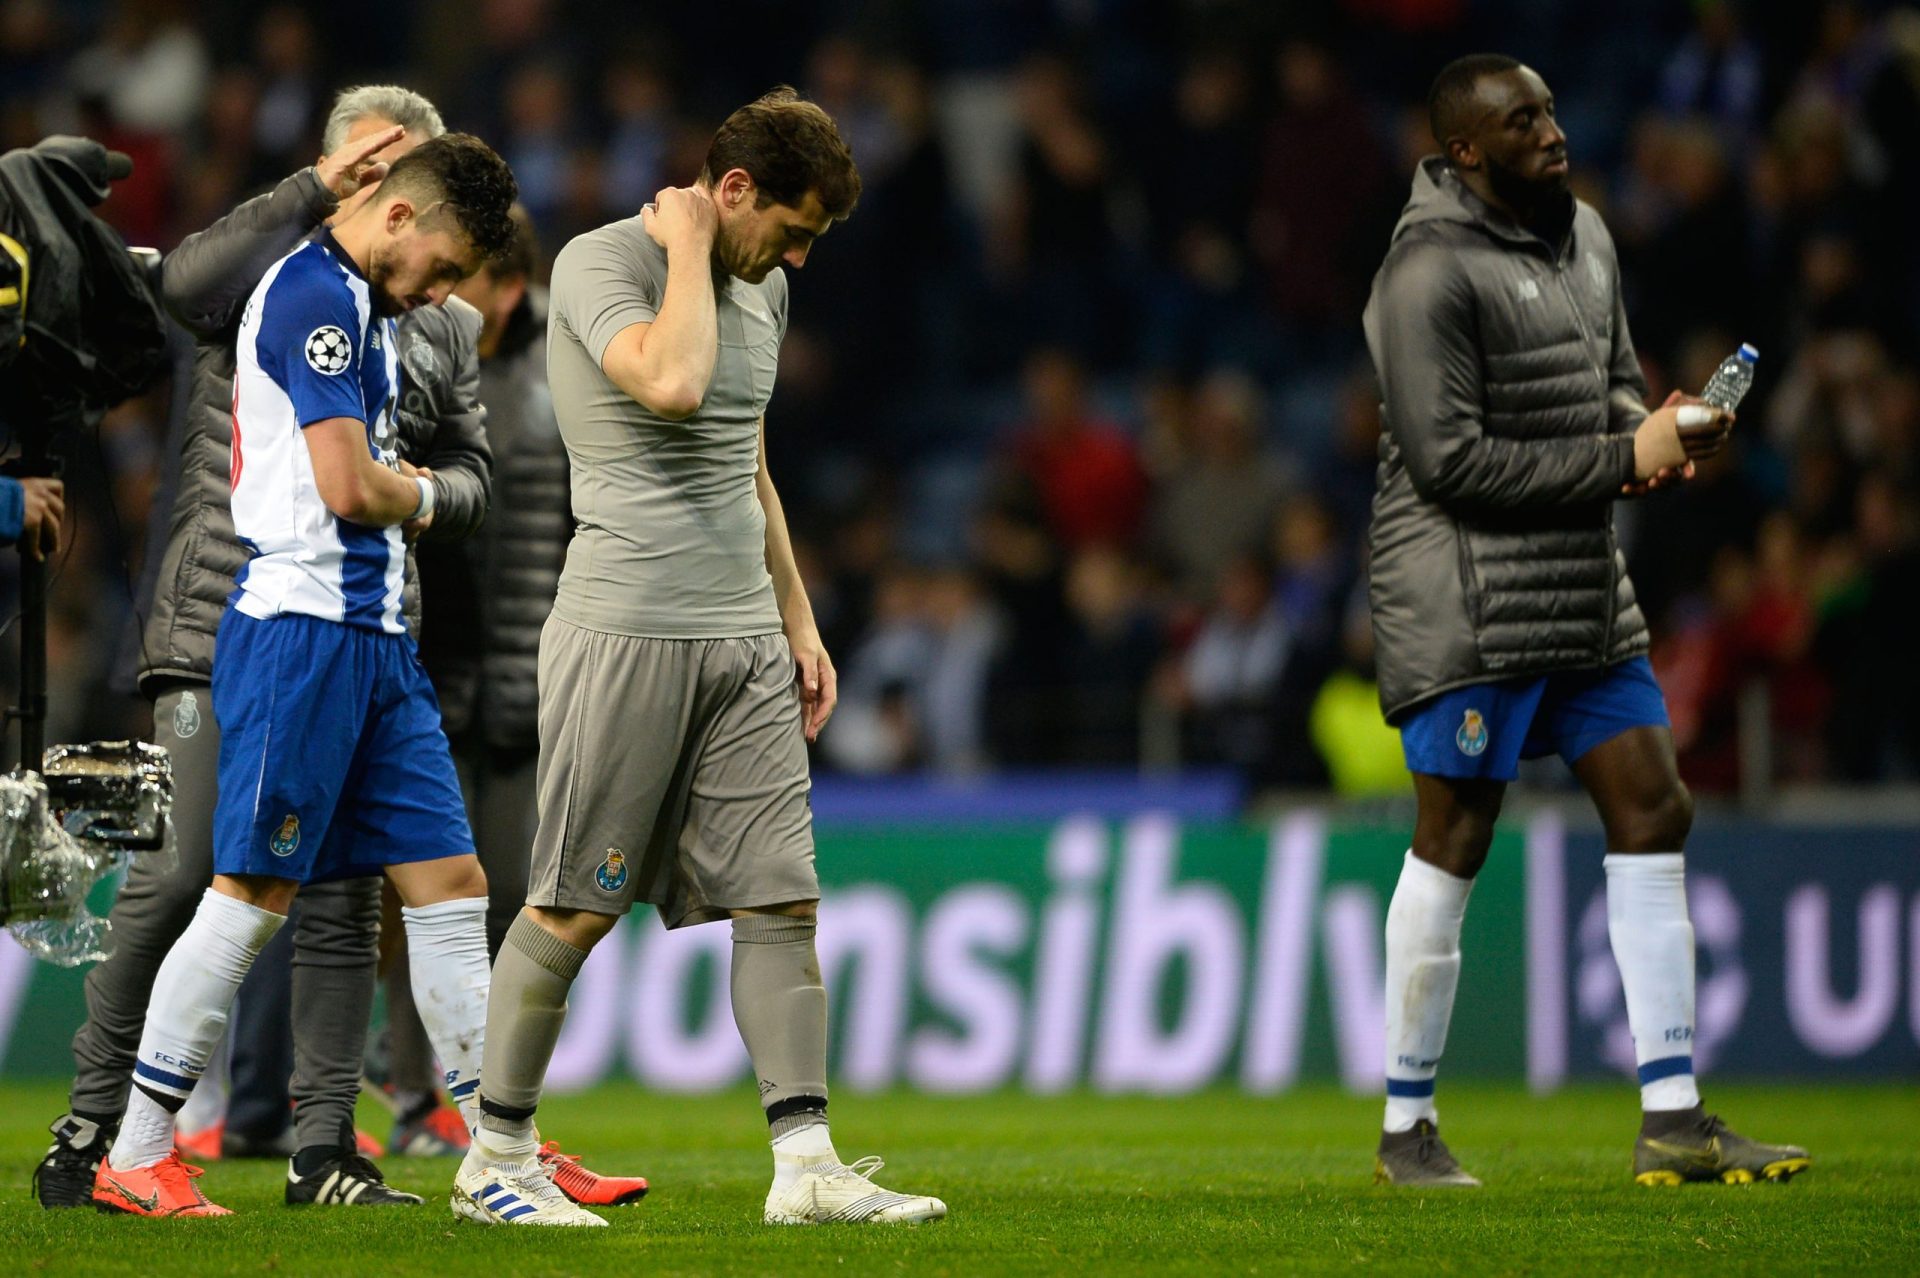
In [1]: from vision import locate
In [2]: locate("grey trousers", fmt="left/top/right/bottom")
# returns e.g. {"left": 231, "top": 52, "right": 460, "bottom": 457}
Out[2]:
{"left": 67, "top": 683, "right": 379, "bottom": 1150}
{"left": 387, "top": 740, "right": 537, "bottom": 1095}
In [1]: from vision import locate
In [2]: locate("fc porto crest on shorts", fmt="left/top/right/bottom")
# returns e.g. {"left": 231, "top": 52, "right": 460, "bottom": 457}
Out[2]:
{"left": 172, "top": 690, "right": 202, "bottom": 739}
{"left": 1456, "top": 709, "right": 1489, "bottom": 757}
{"left": 595, "top": 848, "right": 628, "bottom": 892}
{"left": 270, "top": 813, "right": 302, "bottom": 857}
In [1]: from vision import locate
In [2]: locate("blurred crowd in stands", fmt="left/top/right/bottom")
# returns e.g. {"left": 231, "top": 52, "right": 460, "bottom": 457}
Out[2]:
{"left": 3, "top": 0, "right": 1918, "bottom": 796}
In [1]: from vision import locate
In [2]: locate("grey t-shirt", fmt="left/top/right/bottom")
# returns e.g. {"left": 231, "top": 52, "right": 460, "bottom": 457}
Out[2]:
{"left": 546, "top": 215, "right": 787, "bottom": 638}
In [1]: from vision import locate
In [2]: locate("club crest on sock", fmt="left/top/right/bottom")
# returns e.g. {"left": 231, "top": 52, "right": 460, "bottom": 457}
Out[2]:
{"left": 270, "top": 813, "right": 301, "bottom": 857}
{"left": 1456, "top": 709, "right": 1489, "bottom": 757}
{"left": 595, "top": 849, "right": 628, "bottom": 892}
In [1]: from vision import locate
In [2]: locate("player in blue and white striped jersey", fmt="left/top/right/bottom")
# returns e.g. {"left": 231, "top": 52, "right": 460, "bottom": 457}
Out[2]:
{"left": 92, "top": 135, "right": 530, "bottom": 1220}
{"left": 228, "top": 228, "right": 408, "bottom": 632}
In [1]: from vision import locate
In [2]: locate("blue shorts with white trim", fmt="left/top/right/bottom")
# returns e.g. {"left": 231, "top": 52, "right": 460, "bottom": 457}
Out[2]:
{"left": 211, "top": 609, "right": 474, "bottom": 883}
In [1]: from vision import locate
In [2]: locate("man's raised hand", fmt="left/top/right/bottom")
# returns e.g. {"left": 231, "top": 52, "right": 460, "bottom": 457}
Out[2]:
{"left": 316, "top": 124, "right": 408, "bottom": 201}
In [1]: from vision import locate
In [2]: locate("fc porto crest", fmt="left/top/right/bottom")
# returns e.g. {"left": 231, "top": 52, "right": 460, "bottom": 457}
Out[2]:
{"left": 270, "top": 813, "right": 301, "bottom": 857}
{"left": 1456, "top": 709, "right": 1490, "bottom": 757}
{"left": 595, "top": 848, "right": 628, "bottom": 892}
{"left": 172, "top": 690, "right": 202, "bottom": 739}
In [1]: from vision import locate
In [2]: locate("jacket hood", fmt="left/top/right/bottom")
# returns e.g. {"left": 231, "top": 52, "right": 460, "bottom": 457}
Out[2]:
{"left": 1391, "top": 155, "right": 1570, "bottom": 252}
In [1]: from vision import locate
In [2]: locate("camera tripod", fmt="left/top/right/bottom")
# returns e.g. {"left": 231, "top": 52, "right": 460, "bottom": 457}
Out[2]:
{"left": 3, "top": 429, "right": 59, "bottom": 773}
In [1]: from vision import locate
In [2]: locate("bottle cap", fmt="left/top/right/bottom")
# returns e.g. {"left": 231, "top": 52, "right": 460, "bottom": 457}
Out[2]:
{"left": 1737, "top": 343, "right": 1759, "bottom": 363}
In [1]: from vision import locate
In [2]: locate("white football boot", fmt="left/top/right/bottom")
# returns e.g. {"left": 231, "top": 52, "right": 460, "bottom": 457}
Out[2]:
{"left": 764, "top": 1152, "right": 947, "bottom": 1225}
{"left": 452, "top": 1151, "right": 608, "bottom": 1227}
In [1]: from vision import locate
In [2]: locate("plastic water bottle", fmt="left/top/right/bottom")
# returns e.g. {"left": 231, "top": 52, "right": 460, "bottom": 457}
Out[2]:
{"left": 1701, "top": 343, "right": 1759, "bottom": 411}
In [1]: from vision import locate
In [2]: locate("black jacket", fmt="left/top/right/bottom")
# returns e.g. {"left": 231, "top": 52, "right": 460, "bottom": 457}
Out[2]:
{"left": 138, "top": 168, "right": 489, "bottom": 694}
{"left": 418, "top": 287, "right": 568, "bottom": 750}
{"left": 1364, "top": 158, "right": 1651, "bottom": 721}
{"left": 0, "top": 136, "right": 168, "bottom": 431}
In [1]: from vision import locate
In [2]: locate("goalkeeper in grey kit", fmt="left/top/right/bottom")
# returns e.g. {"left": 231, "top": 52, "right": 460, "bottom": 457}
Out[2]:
{"left": 453, "top": 88, "right": 947, "bottom": 1227}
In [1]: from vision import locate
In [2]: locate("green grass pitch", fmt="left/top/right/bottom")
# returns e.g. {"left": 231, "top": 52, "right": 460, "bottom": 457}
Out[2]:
{"left": 1, "top": 1081, "right": 1915, "bottom": 1275}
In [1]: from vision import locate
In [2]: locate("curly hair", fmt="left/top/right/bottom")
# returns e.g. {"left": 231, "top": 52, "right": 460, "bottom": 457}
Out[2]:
{"left": 380, "top": 132, "right": 520, "bottom": 263}
{"left": 702, "top": 86, "right": 861, "bottom": 219}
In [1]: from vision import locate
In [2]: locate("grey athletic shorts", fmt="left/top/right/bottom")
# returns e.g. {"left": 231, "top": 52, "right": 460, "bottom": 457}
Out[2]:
{"left": 526, "top": 616, "right": 819, "bottom": 928}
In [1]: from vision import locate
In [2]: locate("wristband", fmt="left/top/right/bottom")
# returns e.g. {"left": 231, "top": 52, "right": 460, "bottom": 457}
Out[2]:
{"left": 1676, "top": 405, "right": 1716, "bottom": 429}
{"left": 411, "top": 476, "right": 435, "bottom": 521}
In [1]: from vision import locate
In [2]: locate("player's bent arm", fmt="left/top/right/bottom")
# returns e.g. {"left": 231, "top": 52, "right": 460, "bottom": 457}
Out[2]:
{"left": 1372, "top": 242, "right": 1635, "bottom": 510}
{"left": 304, "top": 417, "right": 428, "bottom": 526}
{"left": 600, "top": 322, "right": 695, "bottom": 419}
{"left": 598, "top": 250, "right": 720, "bottom": 418}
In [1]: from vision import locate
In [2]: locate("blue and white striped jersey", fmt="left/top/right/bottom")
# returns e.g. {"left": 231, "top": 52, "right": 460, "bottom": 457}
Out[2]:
{"left": 229, "top": 232, "right": 406, "bottom": 633}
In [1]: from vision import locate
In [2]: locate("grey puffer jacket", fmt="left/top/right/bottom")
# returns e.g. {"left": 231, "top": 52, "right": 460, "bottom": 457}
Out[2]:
{"left": 1364, "top": 157, "right": 1651, "bottom": 722}
{"left": 137, "top": 168, "right": 490, "bottom": 695}
{"left": 417, "top": 287, "right": 569, "bottom": 750}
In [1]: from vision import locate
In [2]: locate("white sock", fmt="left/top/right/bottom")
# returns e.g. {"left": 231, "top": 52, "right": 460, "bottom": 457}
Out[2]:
{"left": 108, "top": 890, "right": 284, "bottom": 1169}
{"left": 401, "top": 896, "right": 491, "bottom": 1132}
{"left": 1604, "top": 853, "right": 1702, "bottom": 1111}
{"left": 174, "top": 1025, "right": 229, "bottom": 1136}
{"left": 770, "top": 1120, "right": 837, "bottom": 1185}
{"left": 1382, "top": 851, "right": 1473, "bottom": 1134}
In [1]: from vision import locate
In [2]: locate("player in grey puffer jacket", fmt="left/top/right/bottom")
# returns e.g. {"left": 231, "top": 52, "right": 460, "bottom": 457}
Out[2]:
{"left": 1361, "top": 55, "right": 1804, "bottom": 1190}
{"left": 1366, "top": 152, "right": 1650, "bottom": 725}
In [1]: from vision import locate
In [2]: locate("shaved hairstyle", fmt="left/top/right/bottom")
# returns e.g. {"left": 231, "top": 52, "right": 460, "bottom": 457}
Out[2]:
{"left": 1428, "top": 53, "right": 1522, "bottom": 146}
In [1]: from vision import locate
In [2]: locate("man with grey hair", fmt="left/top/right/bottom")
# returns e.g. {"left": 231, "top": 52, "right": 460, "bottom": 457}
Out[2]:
{"left": 321, "top": 84, "right": 445, "bottom": 157}
{"left": 35, "top": 84, "right": 639, "bottom": 1213}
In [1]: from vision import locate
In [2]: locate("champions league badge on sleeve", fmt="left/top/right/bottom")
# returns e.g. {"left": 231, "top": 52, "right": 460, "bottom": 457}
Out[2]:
{"left": 596, "top": 849, "right": 628, "bottom": 892}
{"left": 1456, "top": 709, "right": 1490, "bottom": 757}
{"left": 271, "top": 813, "right": 302, "bottom": 857}
{"left": 305, "top": 325, "right": 352, "bottom": 376}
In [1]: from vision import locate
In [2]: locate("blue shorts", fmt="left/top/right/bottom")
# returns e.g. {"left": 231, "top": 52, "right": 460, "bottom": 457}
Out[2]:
{"left": 211, "top": 610, "right": 474, "bottom": 883}
{"left": 1398, "top": 656, "right": 1671, "bottom": 782}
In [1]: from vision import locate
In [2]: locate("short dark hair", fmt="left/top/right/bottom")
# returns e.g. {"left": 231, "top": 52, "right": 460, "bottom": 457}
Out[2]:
{"left": 702, "top": 86, "right": 861, "bottom": 219}
{"left": 1428, "top": 53, "right": 1522, "bottom": 145}
{"left": 381, "top": 132, "right": 519, "bottom": 263}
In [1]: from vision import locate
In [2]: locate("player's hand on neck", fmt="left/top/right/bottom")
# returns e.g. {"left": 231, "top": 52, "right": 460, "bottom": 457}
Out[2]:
{"left": 643, "top": 185, "right": 720, "bottom": 260}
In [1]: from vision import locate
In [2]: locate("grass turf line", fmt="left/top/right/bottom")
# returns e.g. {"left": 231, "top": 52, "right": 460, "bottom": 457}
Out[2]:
{"left": 0, "top": 1082, "right": 1915, "bottom": 1276}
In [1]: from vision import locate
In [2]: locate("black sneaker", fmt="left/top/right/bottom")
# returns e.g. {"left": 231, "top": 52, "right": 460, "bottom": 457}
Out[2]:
{"left": 1634, "top": 1109, "right": 1811, "bottom": 1186}
{"left": 34, "top": 1113, "right": 116, "bottom": 1209}
{"left": 286, "top": 1151, "right": 425, "bottom": 1206}
{"left": 1375, "top": 1119, "right": 1481, "bottom": 1187}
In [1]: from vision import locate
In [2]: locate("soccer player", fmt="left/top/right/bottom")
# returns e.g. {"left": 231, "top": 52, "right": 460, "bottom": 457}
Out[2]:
{"left": 89, "top": 134, "right": 518, "bottom": 1218}
{"left": 37, "top": 87, "right": 485, "bottom": 1207}
{"left": 453, "top": 88, "right": 946, "bottom": 1228}
{"left": 1363, "top": 54, "right": 1809, "bottom": 1187}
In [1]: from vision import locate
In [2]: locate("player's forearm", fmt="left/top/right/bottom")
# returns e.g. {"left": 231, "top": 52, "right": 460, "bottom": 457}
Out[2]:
{"left": 1402, "top": 425, "right": 1637, "bottom": 510}
{"left": 628, "top": 247, "right": 720, "bottom": 419}
{"left": 333, "top": 455, "right": 430, "bottom": 526}
{"left": 756, "top": 445, "right": 814, "bottom": 631}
